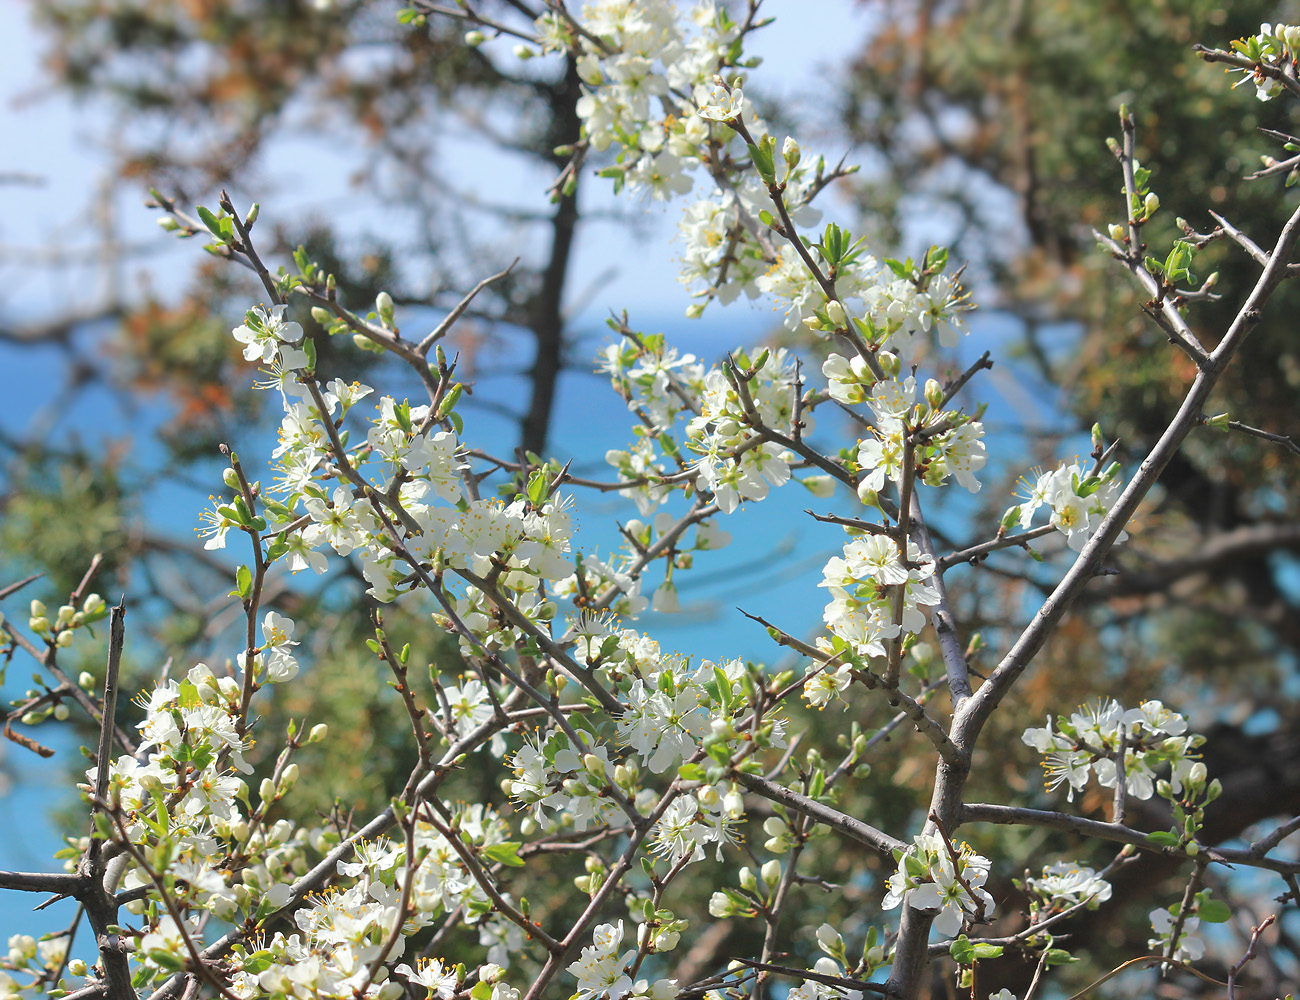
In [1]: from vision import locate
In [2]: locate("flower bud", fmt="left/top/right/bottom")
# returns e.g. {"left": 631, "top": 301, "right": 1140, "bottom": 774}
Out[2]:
{"left": 652, "top": 582, "right": 680, "bottom": 614}
{"left": 513, "top": 44, "right": 535, "bottom": 59}
{"left": 56, "top": 605, "right": 76, "bottom": 628}
{"left": 30, "top": 600, "right": 46, "bottom": 619}
{"left": 308, "top": 722, "right": 329, "bottom": 743}
{"left": 761, "top": 859, "right": 782, "bottom": 887}
{"left": 223, "top": 467, "right": 241, "bottom": 489}
{"left": 782, "top": 135, "right": 801, "bottom": 167}
{"left": 583, "top": 753, "right": 606, "bottom": 779}
{"left": 1143, "top": 192, "right": 1160, "bottom": 217}
{"left": 696, "top": 784, "right": 720, "bottom": 808}
{"left": 878, "top": 351, "right": 901, "bottom": 378}
{"left": 68, "top": 959, "right": 88, "bottom": 977}
{"left": 801, "top": 315, "right": 824, "bottom": 331}
{"left": 824, "top": 299, "right": 846, "bottom": 327}
{"left": 278, "top": 763, "right": 300, "bottom": 794}
{"left": 816, "top": 922, "right": 843, "bottom": 955}
{"left": 10, "top": 935, "right": 35, "bottom": 963}
{"left": 1187, "top": 761, "right": 1207, "bottom": 790}
{"left": 1108, "top": 223, "right": 1125, "bottom": 240}
{"left": 924, "top": 378, "right": 944, "bottom": 410}
{"left": 376, "top": 291, "right": 394, "bottom": 322}
{"left": 709, "top": 891, "right": 733, "bottom": 917}
{"left": 464, "top": 29, "right": 486, "bottom": 46}
{"left": 78, "top": 672, "right": 96, "bottom": 691}
{"left": 54, "top": 703, "right": 70, "bottom": 721}
{"left": 55, "top": 629, "right": 74, "bottom": 648}
{"left": 857, "top": 481, "right": 879, "bottom": 507}
{"left": 738, "top": 866, "right": 757, "bottom": 892}
{"left": 259, "top": 777, "right": 277, "bottom": 804}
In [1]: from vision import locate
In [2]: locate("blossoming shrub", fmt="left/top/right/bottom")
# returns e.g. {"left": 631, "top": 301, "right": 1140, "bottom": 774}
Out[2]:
{"left": 1, "top": 6, "right": 1296, "bottom": 1000}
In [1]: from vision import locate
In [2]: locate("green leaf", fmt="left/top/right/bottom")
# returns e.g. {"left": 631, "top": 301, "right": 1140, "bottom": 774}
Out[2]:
{"left": 1145, "top": 830, "right": 1181, "bottom": 847}
{"left": 1043, "top": 948, "right": 1078, "bottom": 967}
{"left": 196, "top": 204, "right": 222, "bottom": 237}
{"left": 1197, "top": 898, "right": 1231, "bottom": 923}
{"left": 437, "top": 382, "right": 463, "bottom": 419}
{"left": 240, "top": 950, "right": 275, "bottom": 975}
{"left": 748, "top": 142, "right": 775, "bottom": 183}
{"left": 527, "top": 469, "right": 550, "bottom": 506}
{"left": 482, "top": 842, "right": 526, "bottom": 868}
{"left": 948, "top": 935, "right": 974, "bottom": 964}
{"left": 133, "top": 966, "right": 159, "bottom": 988}
{"left": 231, "top": 564, "right": 253, "bottom": 601}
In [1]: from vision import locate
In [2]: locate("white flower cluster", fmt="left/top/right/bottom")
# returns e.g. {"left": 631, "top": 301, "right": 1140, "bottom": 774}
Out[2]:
{"left": 540, "top": 0, "right": 980, "bottom": 347}
{"left": 82, "top": 662, "right": 527, "bottom": 998}
{"left": 1010, "top": 460, "right": 1124, "bottom": 552}
{"left": 817, "top": 537, "right": 939, "bottom": 668}
{"left": 835, "top": 371, "right": 986, "bottom": 498}
{"left": 600, "top": 339, "right": 706, "bottom": 433}
{"left": 602, "top": 342, "right": 808, "bottom": 516}
{"left": 687, "top": 347, "right": 803, "bottom": 513}
{"left": 1228, "top": 23, "right": 1300, "bottom": 101}
{"left": 566, "top": 920, "right": 676, "bottom": 1000}
{"left": 5, "top": 933, "right": 69, "bottom": 995}
{"left": 539, "top": 0, "right": 739, "bottom": 199}
{"left": 1025, "top": 861, "right": 1112, "bottom": 909}
{"left": 883, "top": 833, "right": 995, "bottom": 938}
{"left": 223, "top": 802, "right": 527, "bottom": 999}
{"left": 767, "top": 922, "right": 884, "bottom": 1000}
{"left": 1022, "top": 699, "right": 1202, "bottom": 802}
{"left": 216, "top": 308, "right": 605, "bottom": 638}
{"left": 508, "top": 647, "right": 768, "bottom": 865}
